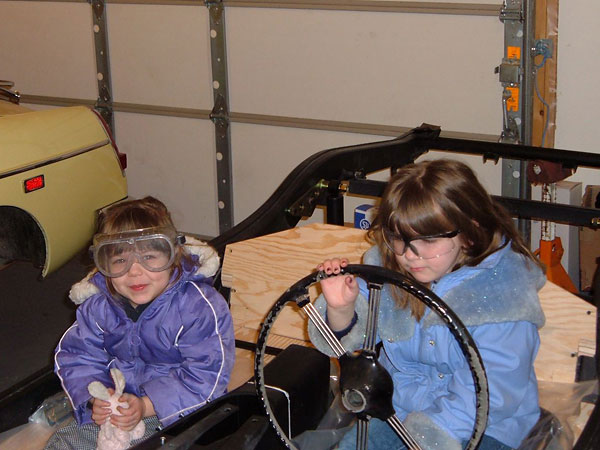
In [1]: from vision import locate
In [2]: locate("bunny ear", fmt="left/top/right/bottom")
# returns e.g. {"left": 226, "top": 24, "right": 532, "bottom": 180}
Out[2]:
{"left": 110, "top": 368, "right": 126, "bottom": 396}
{"left": 88, "top": 381, "right": 111, "bottom": 401}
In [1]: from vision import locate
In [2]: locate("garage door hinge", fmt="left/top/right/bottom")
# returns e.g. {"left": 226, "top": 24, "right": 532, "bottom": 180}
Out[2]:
{"left": 204, "top": 0, "right": 223, "bottom": 8}
{"left": 210, "top": 94, "right": 230, "bottom": 127}
{"left": 90, "top": 0, "right": 104, "bottom": 20}
{"left": 499, "top": 2, "right": 523, "bottom": 22}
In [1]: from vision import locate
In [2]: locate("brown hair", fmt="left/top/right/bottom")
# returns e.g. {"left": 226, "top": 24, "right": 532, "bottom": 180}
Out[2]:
{"left": 98, "top": 196, "right": 176, "bottom": 234}
{"left": 97, "top": 196, "right": 193, "bottom": 288}
{"left": 368, "top": 159, "right": 543, "bottom": 320}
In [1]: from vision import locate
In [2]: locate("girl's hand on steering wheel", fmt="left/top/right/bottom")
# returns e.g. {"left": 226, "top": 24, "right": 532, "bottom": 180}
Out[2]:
{"left": 317, "top": 258, "right": 358, "bottom": 331}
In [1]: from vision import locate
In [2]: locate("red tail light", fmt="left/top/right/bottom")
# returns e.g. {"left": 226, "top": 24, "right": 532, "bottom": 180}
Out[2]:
{"left": 91, "top": 108, "right": 127, "bottom": 171}
{"left": 24, "top": 175, "right": 45, "bottom": 193}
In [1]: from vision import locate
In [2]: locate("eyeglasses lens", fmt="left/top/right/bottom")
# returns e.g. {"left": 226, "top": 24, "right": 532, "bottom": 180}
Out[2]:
{"left": 383, "top": 230, "right": 456, "bottom": 259}
{"left": 97, "top": 238, "right": 173, "bottom": 276}
{"left": 135, "top": 240, "right": 172, "bottom": 269}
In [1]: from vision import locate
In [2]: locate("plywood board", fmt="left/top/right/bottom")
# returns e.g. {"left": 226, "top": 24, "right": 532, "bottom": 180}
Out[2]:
{"left": 222, "top": 223, "right": 372, "bottom": 342}
{"left": 228, "top": 329, "right": 307, "bottom": 392}
{"left": 223, "top": 224, "right": 596, "bottom": 384}
{"left": 536, "top": 281, "right": 596, "bottom": 383}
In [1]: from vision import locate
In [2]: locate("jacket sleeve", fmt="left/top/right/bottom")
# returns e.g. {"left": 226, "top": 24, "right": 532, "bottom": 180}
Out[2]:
{"left": 141, "top": 283, "right": 235, "bottom": 426}
{"left": 307, "top": 291, "right": 371, "bottom": 356}
{"left": 54, "top": 300, "right": 112, "bottom": 425}
{"left": 308, "top": 273, "right": 385, "bottom": 356}
{"left": 404, "top": 320, "right": 540, "bottom": 449}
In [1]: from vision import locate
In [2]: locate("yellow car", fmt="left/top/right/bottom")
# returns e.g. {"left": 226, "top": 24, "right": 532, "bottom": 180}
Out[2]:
{"left": 0, "top": 84, "right": 127, "bottom": 276}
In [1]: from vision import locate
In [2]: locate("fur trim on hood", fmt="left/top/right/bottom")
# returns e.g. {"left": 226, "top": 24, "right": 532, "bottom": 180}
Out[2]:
{"left": 69, "top": 236, "right": 220, "bottom": 305}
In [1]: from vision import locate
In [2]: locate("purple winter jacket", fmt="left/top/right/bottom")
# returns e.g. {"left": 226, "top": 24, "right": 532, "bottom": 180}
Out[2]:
{"left": 54, "top": 243, "right": 235, "bottom": 427}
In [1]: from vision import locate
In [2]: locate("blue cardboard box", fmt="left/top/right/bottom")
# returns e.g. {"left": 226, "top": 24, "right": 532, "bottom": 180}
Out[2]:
{"left": 354, "top": 204, "right": 376, "bottom": 230}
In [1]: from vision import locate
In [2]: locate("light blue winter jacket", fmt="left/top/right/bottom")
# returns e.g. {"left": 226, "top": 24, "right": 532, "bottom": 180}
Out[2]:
{"left": 54, "top": 240, "right": 235, "bottom": 427}
{"left": 309, "top": 242, "right": 546, "bottom": 449}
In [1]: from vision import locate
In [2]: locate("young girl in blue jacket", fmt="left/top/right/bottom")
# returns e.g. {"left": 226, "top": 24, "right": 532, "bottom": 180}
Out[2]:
{"left": 309, "top": 159, "right": 546, "bottom": 450}
{"left": 52, "top": 196, "right": 235, "bottom": 442}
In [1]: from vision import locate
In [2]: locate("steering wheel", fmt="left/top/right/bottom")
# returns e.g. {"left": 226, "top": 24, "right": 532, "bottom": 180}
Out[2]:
{"left": 254, "top": 264, "right": 489, "bottom": 450}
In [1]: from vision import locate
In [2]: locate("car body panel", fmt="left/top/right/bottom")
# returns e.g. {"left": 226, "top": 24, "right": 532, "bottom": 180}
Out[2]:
{"left": 0, "top": 101, "right": 30, "bottom": 116}
{"left": 0, "top": 105, "right": 127, "bottom": 276}
{"left": 0, "top": 106, "right": 112, "bottom": 175}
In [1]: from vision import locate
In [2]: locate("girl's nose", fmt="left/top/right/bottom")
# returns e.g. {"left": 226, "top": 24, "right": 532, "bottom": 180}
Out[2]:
{"left": 127, "top": 260, "right": 144, "bottom": 276}
{"left": 403, "top": 246, "right": 421, "bottom": 260}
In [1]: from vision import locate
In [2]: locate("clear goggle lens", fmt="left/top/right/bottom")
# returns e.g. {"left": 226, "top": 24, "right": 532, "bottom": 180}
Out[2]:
{"left": 92, "top": 227, "right": 184, "bottom": 278}
{"left": 382, "top": 229, "right": 459, "bottom": 260}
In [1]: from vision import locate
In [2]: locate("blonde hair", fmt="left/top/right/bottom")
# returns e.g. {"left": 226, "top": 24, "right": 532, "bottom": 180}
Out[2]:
{"left": 96, "top": 196, "right": 192, "bottom": 289}
{"left": 368, "top": 159, "right": 543, "bottom": 320}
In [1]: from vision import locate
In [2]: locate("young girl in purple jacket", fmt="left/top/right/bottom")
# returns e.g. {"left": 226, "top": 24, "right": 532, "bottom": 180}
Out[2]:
{"left": 51, "top": 196, "right": 234, "bottom": 444}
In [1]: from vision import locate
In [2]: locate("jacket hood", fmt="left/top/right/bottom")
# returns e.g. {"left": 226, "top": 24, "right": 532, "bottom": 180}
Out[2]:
{"left": 69, "top": 236, "right": 220, "bottom": 305}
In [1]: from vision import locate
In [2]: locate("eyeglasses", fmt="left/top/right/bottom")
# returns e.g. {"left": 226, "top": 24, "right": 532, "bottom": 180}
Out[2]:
{"left": 91, "top": 227, "right": 185, "bottom": 278}
{"left": 382, "top": 229, "right": 460, "bottom": 260}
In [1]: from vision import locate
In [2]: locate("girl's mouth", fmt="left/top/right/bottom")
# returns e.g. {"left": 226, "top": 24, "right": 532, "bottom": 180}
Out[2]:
{"left": 129, "top": 284, "right": 147, "bottom": 291}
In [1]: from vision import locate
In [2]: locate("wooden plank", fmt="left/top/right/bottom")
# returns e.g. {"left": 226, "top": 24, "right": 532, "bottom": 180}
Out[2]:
{"left": 535, "top": 281, "right": 596, "bottom": 383}
{"left": 235, "top": 326, "right": 311, "bottom": 350}
{"left": 223, "top": 223, "right": 596, "bottom": 384}
{"left": 228, "top": 331, "right": 309, "bottom": 391}
{"left": 532, "top": 0, "right": 558, "bottom": 147}
{"left": 227, "top": 347, "right": 256, "bottom": 391}
{"left": 223, "top": 223, "right": 371, "bottom": 342}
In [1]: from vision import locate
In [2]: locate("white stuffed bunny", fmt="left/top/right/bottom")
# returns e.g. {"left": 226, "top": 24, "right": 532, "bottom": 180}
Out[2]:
{"left": 88, "top": 368, "right": 146, "bottom": 450}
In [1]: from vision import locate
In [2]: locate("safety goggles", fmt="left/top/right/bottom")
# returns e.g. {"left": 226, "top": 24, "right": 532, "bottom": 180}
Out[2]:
{"left": 91, "top": 227, "right": 185, "bottom": 278}
{"left": 382, "top": 229, "right": 460, "bottom": 260}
